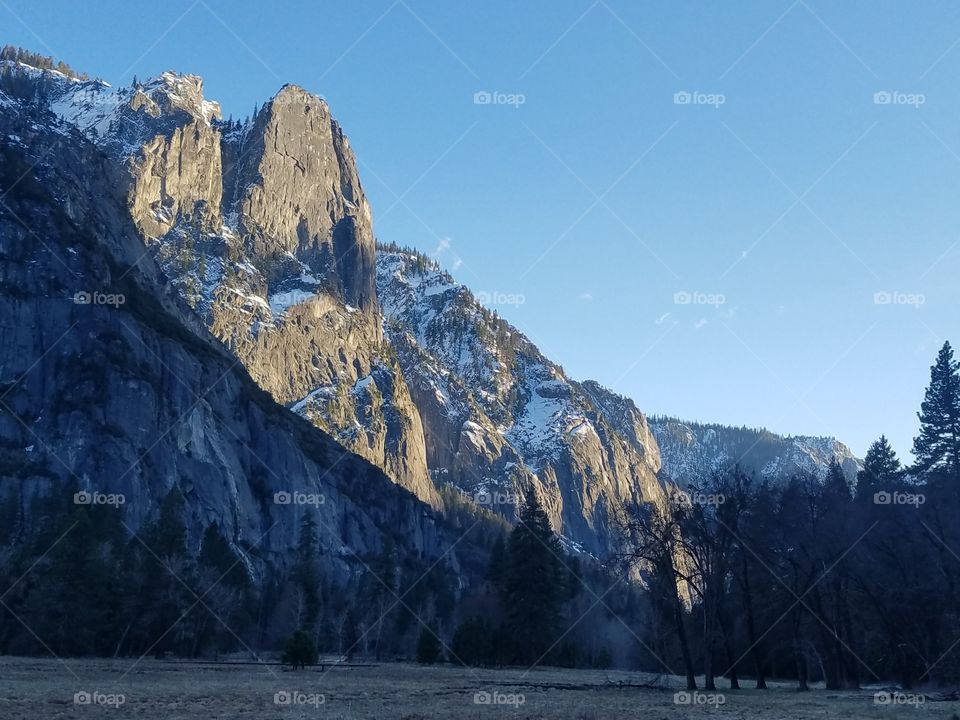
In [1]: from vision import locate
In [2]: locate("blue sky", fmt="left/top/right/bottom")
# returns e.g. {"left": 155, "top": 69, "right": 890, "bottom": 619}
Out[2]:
{"left": 4, "top": 0, "right": 958, "bottom": 460}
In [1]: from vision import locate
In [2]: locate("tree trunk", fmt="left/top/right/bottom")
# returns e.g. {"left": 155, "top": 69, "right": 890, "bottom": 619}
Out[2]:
{"left": 838, "top": 587, "right": 860, "bottom": 689}
{"left": 793, "top": 610, "right": 809, "bottom": 691}
{"left": 703, "top": 602, "right": 716, "bottom": 691}
{"left": 740, "top": 557, "right": 767, "bottom": 688}
{"left": 797, "top": 650, "right": 809, "bottom": 691}
{"left": 674, "top": 597, "right": 697, "bottom": 690}
{"left": 719, "top": 614, "right": 739, "bottom": 689}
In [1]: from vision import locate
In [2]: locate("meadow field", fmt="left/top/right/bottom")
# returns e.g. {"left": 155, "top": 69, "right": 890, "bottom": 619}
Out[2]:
{"left": 0, "top": 657, "right": 955, "bottom": 719}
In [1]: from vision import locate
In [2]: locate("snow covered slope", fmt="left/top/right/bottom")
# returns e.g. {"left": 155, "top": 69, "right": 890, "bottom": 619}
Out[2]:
{"left": 377, "top": 246, "right": 668, "bottom": 554}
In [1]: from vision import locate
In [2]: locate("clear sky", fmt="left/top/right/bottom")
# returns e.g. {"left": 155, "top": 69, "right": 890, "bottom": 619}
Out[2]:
{"left": 4, "top": 0, "right": 958, "bottom": 460}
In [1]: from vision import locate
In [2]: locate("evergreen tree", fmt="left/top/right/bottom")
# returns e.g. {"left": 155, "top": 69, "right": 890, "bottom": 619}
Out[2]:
{"left": 293, "top": 514, "right": 321, "bottom": 630}
{"left": 363, "top": 537, "right": 397, "bottom": 660}
{"left": 499, "top": 488, "right": 568, "bottom": 665}
{"left": 282, "top": 629, "right": 317, "bottom": 669}
{"left": 135, "top": 489, "right": 195, "bottom": 657}
{"left": 196, "top": 523, "right": 253, "bottom": 656}
{"left": 486, "top": 534, "right": 506, "bottom": 589}
{"left": 912, "top": 341, "right": 960, "bottom": 478}
{"left": 823, "top": 458, "right": 851, "bottom": 501}
{"left": 144, "top": 489, "right": 188, "bottom": 558}
{"left": 415, "top": 626, "right": 442, "bottom": 664}
{"left": 451, "top": 616, "right": 494, "bottom": 666}
{"left": 199, "top": 522, "right": 248, "bottom": 590}
{"left": 856, "top": 435, "right": 904, "bottom": 500}
{"left": 340, "top": 610, "right": 359, "bottom": 660}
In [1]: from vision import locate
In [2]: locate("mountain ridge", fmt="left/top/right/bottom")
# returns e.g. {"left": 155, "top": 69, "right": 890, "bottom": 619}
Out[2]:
{"left": 1, "top": 53, "right": 861, "bottom": 565}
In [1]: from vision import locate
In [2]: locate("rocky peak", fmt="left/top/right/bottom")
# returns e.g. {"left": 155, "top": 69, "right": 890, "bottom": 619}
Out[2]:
{"left": 43, "top": 68, "right": 376, "bottom": 316}
{"left": 129, "top": 71, "right": 220, "bottom": 124}
{"left": 578, "top": 380, "right": 661, "bottom": 474}
{"left": 223, "top": 83, "right": 377, "bottom": 314}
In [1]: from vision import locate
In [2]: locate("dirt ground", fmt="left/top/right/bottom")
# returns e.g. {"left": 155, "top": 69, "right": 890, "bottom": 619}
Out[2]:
{"left": 0, "top": 656, "right": 956, "bottom": 719}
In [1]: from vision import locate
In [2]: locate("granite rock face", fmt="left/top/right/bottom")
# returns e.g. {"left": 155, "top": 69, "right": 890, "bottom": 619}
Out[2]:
{"left": 222, "top": 85, "right": 378, "bottom": 314}
{"left": 44, "top": 67, "right": 436, "bottom": 506}
{"left": 0, "top": 98, "right": 455, "bottom": 584}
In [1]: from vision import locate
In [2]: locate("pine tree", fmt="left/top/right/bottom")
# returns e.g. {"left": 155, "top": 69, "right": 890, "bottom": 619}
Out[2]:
{"left": 196, "top": 523, "right": 254, "bottom": 656}
{"left": 486, "top": 534, "right": 506, "bottom": 589}
{"left": 282, "top": 629, "right": 317, "bottom": 669}
{"left": 340, "top": 610, "right": 359, "bottom": 660}
{"left": 364, "top": 537, "right": 397, "bottom": 660}
{"left": 294, "top": 514, "right": 321, "bottom": 630}
{"left": 823, "top": 458, "right": 852, "bottom": 501}
{"left": 145, "top": 489, "right": 188, "bottom": 558}
{"left": 136, "top": 489, "right": 195, "bottom": 657}
{"left": 856, "top": 436, "right": 903, "bottom": 500}
{"left": 199, "top": 523, "right": 248, "bottom": 589}
{"left": 499, "top": 488, "right": 568, "bottom": 665}
{"left": 415, "top": 626, "right": 442, "bottom": 664}
{"left": 912, "top": 341, "right": 960, "bottom": 478}
{"left": 451, "top": 616, "right": 494, "bottom": 666}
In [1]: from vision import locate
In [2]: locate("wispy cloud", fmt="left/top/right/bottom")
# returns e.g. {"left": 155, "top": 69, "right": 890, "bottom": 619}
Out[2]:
{"left": 432, "top": 237, "right": 451, "bottom": 256}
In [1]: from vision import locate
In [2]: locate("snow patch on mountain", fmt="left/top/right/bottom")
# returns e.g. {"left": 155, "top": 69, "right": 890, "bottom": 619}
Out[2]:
{"left": 378, "top": 248, "right": 584, "bottom": 468}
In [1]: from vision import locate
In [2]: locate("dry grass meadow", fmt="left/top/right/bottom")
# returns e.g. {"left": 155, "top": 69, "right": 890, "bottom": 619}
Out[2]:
{"left": 0, "top": 656, "right": 957, "bottom": 719}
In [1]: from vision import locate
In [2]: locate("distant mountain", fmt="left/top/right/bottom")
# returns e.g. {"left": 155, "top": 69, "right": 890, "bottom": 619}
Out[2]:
{"left": 649, "top": 417, "right": 861, "bottom": 488}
